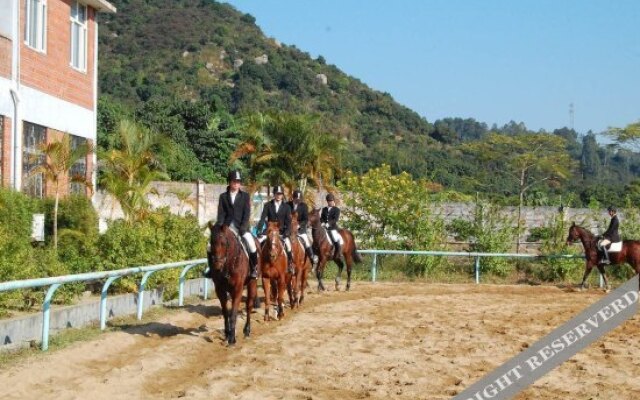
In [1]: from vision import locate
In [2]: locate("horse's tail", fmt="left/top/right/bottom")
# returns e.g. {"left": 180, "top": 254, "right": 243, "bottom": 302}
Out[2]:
{"left": 348, "top": 230, "right": 363, "bottom": 264}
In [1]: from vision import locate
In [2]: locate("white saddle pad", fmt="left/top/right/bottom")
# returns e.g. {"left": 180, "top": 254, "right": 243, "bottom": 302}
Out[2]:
{"left": 609, "top": 241, "right": 622, "bottom": 252}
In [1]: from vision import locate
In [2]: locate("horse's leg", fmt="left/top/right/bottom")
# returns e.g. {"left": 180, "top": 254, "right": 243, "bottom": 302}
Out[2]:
{"left": 316, "top": 258, "right": 326, "bottom": 291}
{"left": 596, "top": 264, "right": 610, "bottom": 292}
{"left": 345, "top": 254, "right": 353, "bottom": 291}
{"left": 277, "top": 274, "right": 286, "bottom": 320}
{"left": 262, "top": 277, "right": 271, "bottom": 321}
{"left": 286, "top": 272, "right": 295, "bottom": 309}
{"left": 215, "top": 286, "right": 230, "bottom": 341}
{"left": 580, "top": 262, "right": 594, "bottom": 290}
{"left": 335, "top": 257, "right": 344, "bottom": 291}
{"left": 244, "top": 277, "right": 257, "bottom": 338}
{"left": 228, "top": 288, "right": 243, "bottom": 346}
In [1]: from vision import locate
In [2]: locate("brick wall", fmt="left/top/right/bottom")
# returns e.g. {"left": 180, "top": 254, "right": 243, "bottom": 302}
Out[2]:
{"left": 0, "top": 36, "right": 11, "bottom": 78}
{"left": 20, "top": 0, "right": 95, "bottom": 110}
{"left": 1, "top": 116, "right": 11, "bottom": 187}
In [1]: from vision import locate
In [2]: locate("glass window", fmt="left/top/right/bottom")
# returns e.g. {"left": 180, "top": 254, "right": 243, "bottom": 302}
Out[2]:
{"left": 25, "top": 0, "right": 47, "bottom": 52}
{"left": 22, "top": 122, "right": 46, "bottom": 198}
{"left": 70, "top": 1, "right": 87, "bottom": 71}
{"left": 69, "top": 135, "right": 87, "bottom": 195}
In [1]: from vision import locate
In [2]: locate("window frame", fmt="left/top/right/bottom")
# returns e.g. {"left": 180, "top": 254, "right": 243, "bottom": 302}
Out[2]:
{"left": 22, "top": 122, "right": 46, "bottom": 199}
{"left": 24, "top": 0, "right": 47, "bottom": 53}
{"left": 69, "top": 0, "right": 88, "bottom": 72}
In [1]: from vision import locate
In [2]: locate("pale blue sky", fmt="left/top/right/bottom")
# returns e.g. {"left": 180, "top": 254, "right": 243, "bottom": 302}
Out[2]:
{"left": 224, "top": 0, "right": 639, "bottom": 135}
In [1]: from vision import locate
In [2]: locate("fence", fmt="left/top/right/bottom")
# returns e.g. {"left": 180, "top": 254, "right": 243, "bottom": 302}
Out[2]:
{"left": 0, "top": 259, "right": 208, "bottom": 351}
{"left": 0, "top": 251, "right": 587, "bottom": 352}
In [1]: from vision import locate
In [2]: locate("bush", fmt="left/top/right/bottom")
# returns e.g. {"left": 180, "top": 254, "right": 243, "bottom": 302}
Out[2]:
{"left": 98, "top": 208, "right": 206, "bottom": 297}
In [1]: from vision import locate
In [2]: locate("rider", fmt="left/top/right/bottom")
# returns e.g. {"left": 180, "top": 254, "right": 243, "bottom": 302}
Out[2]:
{"left": 288, "top": 190, "right": 316, "bottom": 264}
{"left": 215, "top": 170, "right": 259, "bottom": 279}
{"left": 321, "top": 193, "right": 344, "bottom": 262}
{"left": 599, "top": 205, "right": 620, "bottom": 265}
{"left": 257, "top": 185, "right": 295, "bottom": 275}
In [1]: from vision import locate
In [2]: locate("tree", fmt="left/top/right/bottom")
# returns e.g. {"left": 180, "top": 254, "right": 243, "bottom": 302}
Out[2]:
{"left": 99, "top": 120, "right": 168, "bottom": 223}
{"left": 32, "top": 135, "right": 94, "bottom": 249}
{"left": 606, "top": 120, "right": 640, "bottom": 150}
{"left": 462, "top": 133, "right": 575, "bottom": 252}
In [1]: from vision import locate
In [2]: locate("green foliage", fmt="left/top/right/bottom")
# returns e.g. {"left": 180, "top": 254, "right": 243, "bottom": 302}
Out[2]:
{"left": 340, "top": 165, "right": 446, "bottom": 276}
{"left": 536, "top": 210, "right": 583, "bottom": 281}
{"left": 97, "top": 209, "right": 206, "bottom": 297}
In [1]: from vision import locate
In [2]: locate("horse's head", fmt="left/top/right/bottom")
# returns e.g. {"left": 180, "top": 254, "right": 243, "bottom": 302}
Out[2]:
{"left": 266, "top": 221, "right": 281, "bottom": 261}
{"left": 291, "top": 212, "right": 300, "bottom": 235}
{"left": 208, "top": 223, "right": 231, "bottom": 272}
{"left": 566, "top": 222, "right": 580, "bottom": 245}
{"left": 308, "top": 208, "right": 320, "bottom": 227}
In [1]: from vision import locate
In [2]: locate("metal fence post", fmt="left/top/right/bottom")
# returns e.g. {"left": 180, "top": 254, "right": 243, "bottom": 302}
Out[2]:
{"left": 100, "top": 276, "right": 120, "bottom": 330}
{"left": 474, "top": 256, "right": 480, "bottom": 284}
{"left": 42, "top": 283, "right": 62, "bottom": 351}
{"left": 137, "top": 271, "right": 156, "bottom": 320}
{"left": 371, "top": 253, "right": 378, "bottom": 282}
{"left": 178, "top": 263, "right": 198, "bottom": 306}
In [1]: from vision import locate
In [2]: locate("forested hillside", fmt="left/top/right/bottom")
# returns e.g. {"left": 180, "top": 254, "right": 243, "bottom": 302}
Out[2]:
{"left": 97, "top": 0, "right": 640, "bottom": 206}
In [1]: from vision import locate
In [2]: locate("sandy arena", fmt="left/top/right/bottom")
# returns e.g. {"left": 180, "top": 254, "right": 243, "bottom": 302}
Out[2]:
{"left": 0, "top": 282, "right": 639, "bottom": 399}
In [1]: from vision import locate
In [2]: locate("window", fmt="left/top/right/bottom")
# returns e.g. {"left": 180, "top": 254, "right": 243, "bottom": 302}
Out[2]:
{"left": 69, "top": 135, "right": 87, "bottom": 195}
{"left": 70, "top": 1, "right": 87, "bottom": 71}
{"left": 22, "top": 122, "right": 46, "bottom": 198}
{"left": 25, "top": 0, "right": 47, "bottom": 52}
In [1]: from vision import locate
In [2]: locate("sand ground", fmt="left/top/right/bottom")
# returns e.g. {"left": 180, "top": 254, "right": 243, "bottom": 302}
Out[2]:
{"left": 0, "top": 282, "right": 638, "bottom": 400}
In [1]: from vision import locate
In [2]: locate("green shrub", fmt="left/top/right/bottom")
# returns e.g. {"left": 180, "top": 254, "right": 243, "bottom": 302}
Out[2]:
{"left": 98, "top": 208, "right": 206, "bottom": 297}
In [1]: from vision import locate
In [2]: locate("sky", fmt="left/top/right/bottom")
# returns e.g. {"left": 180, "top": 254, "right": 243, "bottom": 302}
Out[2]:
{"left": 224, "top": 0, "right": 639, "bottom": 135}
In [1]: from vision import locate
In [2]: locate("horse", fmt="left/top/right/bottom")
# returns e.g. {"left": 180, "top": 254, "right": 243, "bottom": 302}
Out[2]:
{"left": 566, "top": 222, "right": 640, "bottom": 290}
{"left": 260, "top": 221, "right": 288, "bottom": 320}
{"left": 206, "top": 223, "right": 259, "bottom": 345}
{"left": 288, "top": 212, "right": 311, "bottom": 307}
{"left": 308, "top": 208, "right": 363, "bottom": 291}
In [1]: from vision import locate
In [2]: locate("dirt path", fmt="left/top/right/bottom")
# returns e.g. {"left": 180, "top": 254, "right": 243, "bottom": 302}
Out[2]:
{"left": 0, "top": 282, "right": 638, "bottom": 399}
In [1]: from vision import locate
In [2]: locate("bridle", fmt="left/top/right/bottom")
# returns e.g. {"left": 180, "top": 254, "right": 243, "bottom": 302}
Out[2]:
{"left": 210, "top": 228, "right": 241, "bottom": 273}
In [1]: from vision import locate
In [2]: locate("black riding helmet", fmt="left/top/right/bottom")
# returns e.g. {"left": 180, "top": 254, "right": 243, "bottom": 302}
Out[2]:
{"left": 272, "top": 185, "right": 284, "bottom": 195}
{"left": 292, "top": 190, "right": 302, "bottom": 200}
{"left": 607, "top": 206, "right": 617, "bottom": 213}
{"left": 227, "top": 170, "right": 242, "bottom": 183}
{"left": 326, "top": 193, "right": 335, "bottom": 202}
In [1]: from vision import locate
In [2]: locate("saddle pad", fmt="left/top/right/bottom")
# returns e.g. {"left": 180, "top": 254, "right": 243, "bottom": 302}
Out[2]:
{"left": 609, "top": 241, "right": 622, "bottom": 252}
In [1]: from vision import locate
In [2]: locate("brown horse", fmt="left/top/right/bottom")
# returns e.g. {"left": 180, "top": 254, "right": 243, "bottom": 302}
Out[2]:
{"left": 308, "top": 208, "right": 363, "bottom": 291}
{"left": 566, "top": 222, "right": 640, "bottom": 290}
{"left": 206, "top": 223, "right": 258, "bottom": 345}
{"left": 288, "top": 212, "right": 311, "bottom": 307}
{"left": 260, "top": 221, "right": 288, "bottom": 320}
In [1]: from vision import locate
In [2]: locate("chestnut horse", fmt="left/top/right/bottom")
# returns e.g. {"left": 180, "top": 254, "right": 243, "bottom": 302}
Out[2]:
{"left": 288, "top": 212, "right": 311, "bottom": 307}
{"left": 206, "top": 223, "right": 258, "bottom": 345}
{"left": 566, "top": 222, "right": 640, "bottom": 290}
{"left": 308, "top": 208, "right": 362, "bottom": 291}
{"left": 260, "top": 221, "right": 288, "bottom": 320}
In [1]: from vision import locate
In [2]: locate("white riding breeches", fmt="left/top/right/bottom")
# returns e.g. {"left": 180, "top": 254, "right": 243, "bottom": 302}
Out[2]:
{"left": 599, "top": 238, "right": 611, "bottom": 251}
{"left": 329, "top": 229, "right": 344, "bottom": 245}
{"left": 257, "top": 234, "right": 292, "bottom": 252}
{"left": 298, "top": 233, "right": 311, "bottom": 248}
{"left": 229, "top": 223, "right": 257, "bottom": 253}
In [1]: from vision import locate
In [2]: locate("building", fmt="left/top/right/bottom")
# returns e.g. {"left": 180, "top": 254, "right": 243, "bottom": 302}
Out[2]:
{"left": 0, "top": 0, "right": 116, "bottom": 198}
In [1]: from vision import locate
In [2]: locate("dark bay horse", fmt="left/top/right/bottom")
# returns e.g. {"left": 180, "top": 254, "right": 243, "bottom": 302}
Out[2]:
{"left": 566, "top": 222, "right": 640, "bottom": 290}
{"left": 289, "top": 212, "right": 311, "bottom": 307}
{"left": 260, "top": 221, "right": 288, "bottom": 320}
{"left": 206, "top": 223, "right": 258, "bottom": 345}
{"left": 308, "top": 208, "right": 363, "bottom": 291}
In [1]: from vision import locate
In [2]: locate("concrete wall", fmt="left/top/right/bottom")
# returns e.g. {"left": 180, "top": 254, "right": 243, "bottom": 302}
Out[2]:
{"left": 0, "top": 278, "right": 213, "bottom": 350}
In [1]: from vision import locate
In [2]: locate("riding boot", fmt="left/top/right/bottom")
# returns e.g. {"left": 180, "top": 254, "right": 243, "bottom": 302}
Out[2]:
{"left": 249, "top": 252, "right": 259, "bottom": 279}
{"left": 332, "top": 242, "right": 343, "bottom": 261}
{"left": 305, "top": 247, "right": 315, "bottom": 265}
{"left": 286, "top": 250, "right": 295, "bottom": 275}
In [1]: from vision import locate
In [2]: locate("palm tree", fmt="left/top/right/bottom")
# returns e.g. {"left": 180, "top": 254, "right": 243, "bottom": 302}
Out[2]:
{"left": 99, "top": 120, "right": 168, "bottom": 223}
{"left": 31, "top": 135, "right": 94, "bottom": 249}
{"left": 232, "top": 112, "right": 343, "bottom": 197}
